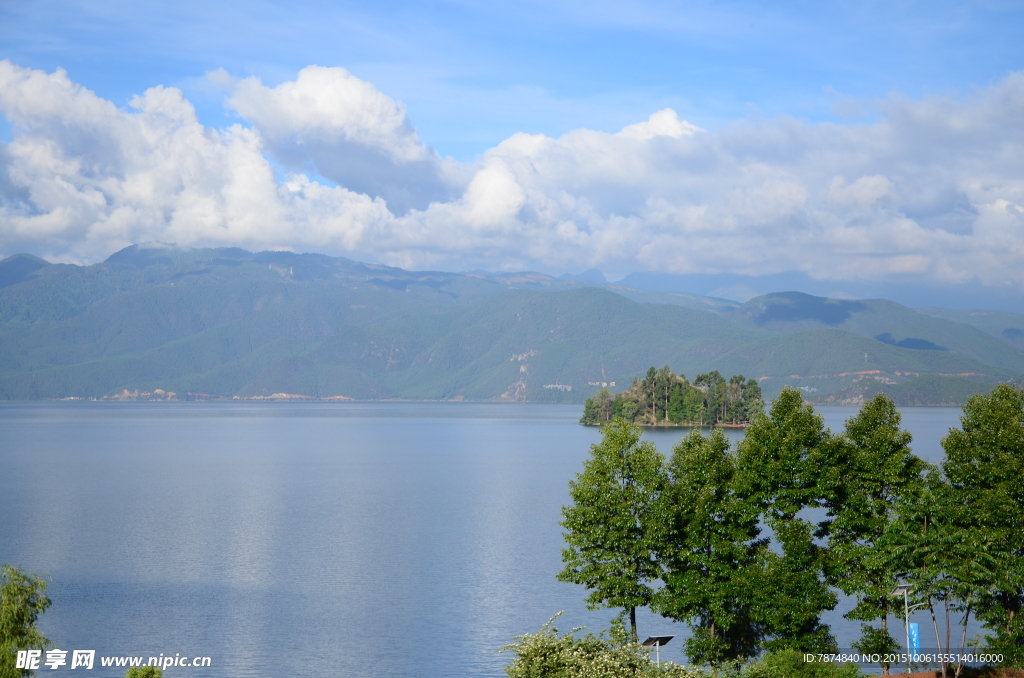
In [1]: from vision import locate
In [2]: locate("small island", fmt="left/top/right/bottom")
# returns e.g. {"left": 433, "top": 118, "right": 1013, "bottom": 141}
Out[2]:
{"left": 580, "top": 366, "right": 763, "bottom": 427}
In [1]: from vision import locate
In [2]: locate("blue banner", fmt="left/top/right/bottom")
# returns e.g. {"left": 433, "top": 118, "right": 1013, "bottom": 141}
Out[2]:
{"left": 909, "top": 623, "right": 921, "bottom": 655}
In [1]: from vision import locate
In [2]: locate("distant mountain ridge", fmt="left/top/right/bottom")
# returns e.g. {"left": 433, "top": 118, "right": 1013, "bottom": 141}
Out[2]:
{"left": 613, "top": 270, "right": 1024, "bottom": 312}
{"left": 820, "top": 374, "right": 999, "bottom": 407}
{"left": 0, "top": 245, "right": 1020, "bottom": 403}
{"left": 917, "top": 307, "right": 1024, "bottom": 351}
{"left": 725, "top": 291, "right": 1024, "bottom": 374}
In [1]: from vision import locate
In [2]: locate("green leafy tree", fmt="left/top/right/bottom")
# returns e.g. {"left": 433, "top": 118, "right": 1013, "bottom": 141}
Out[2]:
{"left": 740, "top": 379, "right": 764, "bottom": 424}
{"left": 668, "top": 382, "right": 687, "bottom": 423}
{"left": 879, "top": 386, "right": 1024, "bottom": 677}
{"left": 695, "top": 372, "right": 724, "bottom": 425}
{"left": 739, "top": 649, "right": 860, "bottom": 678}
{"left": 736, "top": 388, "right": 838, "bottom": 652}
{"left": 558, "top": 419, "right": 666, "bottom": 641}
{"left": 125, "top": 668, "right": 162, "bottom": 678}
{"left": 683, "top": 388, "right": 706, "bottom": 425}
{"left": 747, "top": 519, "right": 838, "bottom": 654}
{"left": 643, "top": 367, "right": 659, "bottom": 422}
{"left": 883, "top": 471, "right": 993, "bottom": 678}
{"left": 825, "top": 394, "right": 926, "bottom": 675}
{"left": 656, "top": 365, "right": 676, "bottom": 422}
{"left": 940, "top": 384, "right": 1024, "bottom": 667}
{"left": 581, "top": 389, "right": 615, "bottom": 425}
{"left": 851, "top": 624, "right": 899, "bottom": 667}
{"left": 652, "top": 429, "right": 764, "bottom": 666}
{"left": 615, "top": 396, "right": 641, "bottom": 423}
{"left": 0, "top": 565, "right": 52, "bottom": 678}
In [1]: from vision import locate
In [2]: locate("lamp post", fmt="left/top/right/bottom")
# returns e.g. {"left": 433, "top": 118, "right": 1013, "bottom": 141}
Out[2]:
{"left": 641, "top": 636, "right": 675, "bottom": 667}
{"left": 891, "top": 584, "right": 927, "bottom": 670}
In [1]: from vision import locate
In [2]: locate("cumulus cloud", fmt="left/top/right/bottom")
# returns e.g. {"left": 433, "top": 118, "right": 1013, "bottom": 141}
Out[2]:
{"left": 1, "top": 59, "right": 1023, "bottom": 290}
{"left": 226, "top": 65, "right": 462, "bottom": 214}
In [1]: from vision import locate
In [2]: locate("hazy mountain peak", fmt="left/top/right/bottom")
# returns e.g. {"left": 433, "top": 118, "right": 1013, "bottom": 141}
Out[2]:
{"left": 735, "top": 291, "right": 868, "bottom": 326}
{"left": 558, "top": 269, "right": 608, "bottom": 283}
{"left": 0, "top": 253, "right": 51, "bottom": 289}
{"left": 105, "top": 243, "right": 188, "bottom": 268}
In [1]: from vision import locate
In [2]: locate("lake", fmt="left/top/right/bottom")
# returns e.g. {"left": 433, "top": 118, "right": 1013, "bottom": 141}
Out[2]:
{"left": 0, "top": 402, "right": 965, "bottom": 677}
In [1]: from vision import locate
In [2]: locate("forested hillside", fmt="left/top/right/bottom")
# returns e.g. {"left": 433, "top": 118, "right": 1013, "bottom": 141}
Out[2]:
{"left": 728, "top": 292, "right": 1024, "bottom": 373}
{"left": 917, "top": 307, "right": 1024, "bottom": 351}
{"left": 0, "top": 245, "right": 1021, "bottom": 403}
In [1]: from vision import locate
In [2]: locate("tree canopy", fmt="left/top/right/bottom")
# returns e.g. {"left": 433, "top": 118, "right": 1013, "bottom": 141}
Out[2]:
{"left": 651, "top": 429, "right": 763, "bottom": 664}
{"left": 0, "top": 565, "right": 51, "bottom": 678}
{"left": 824, "top": 394, "right": 926, "bottom": 673}
{"left": 558, "top": 420, "right": 666, "bottom": 641}
{"left": 559, "top": 384, "right": 1024, "bottom": 673}
{"left": 581, "top": 367, "right": 763, "bottom": 427}
{"left": 940, "top": 384, "right": 1024, "bottom": 667}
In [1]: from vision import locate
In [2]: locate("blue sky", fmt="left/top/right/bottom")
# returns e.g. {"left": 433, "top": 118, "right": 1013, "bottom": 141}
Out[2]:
{"left": 4, "top": 1, "right": 1022, "bottom": 159}
{"left": 1, "top": 1, "right": 1023, "bottom": 307}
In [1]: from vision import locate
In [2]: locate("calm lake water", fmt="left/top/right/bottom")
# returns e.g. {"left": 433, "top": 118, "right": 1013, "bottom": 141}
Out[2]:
{"left": 0, "top": 402, "right": 965, "bottom": 677}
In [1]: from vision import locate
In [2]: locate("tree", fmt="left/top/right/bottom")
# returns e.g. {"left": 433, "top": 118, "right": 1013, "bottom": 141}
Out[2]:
{"left": 580, "top": 388, "right": 614, "bottom": 425}
{"left": 740, "top": 378, "right": 765, "bottom": 424}
{"left": 642, "top": 367, "right": 658, "bottom": 422}
{"left": 614, "top": 396, "right": 640, "bottom": 423}
{"left": 825, "top": 394, "right": 926, "bottom": 675}
{"left": 683, "top": 387, "right": 705, "bottom": 425}
{"left": 741, "top": 649, "right": 860, "bottom": 678}
{"left": 125, "top": 668, "right": 162, "bottom": 678}
{"left": 581, "top": 368, "right": 761, "bottom": 427}
{"left": 736, "top": 388, "right": 838, "bottom": 652}
{"left": 883, "top": 471, "right": 991, "bottom": 678}
{"left": 695, "top": 372, "right": 724, "bottom": 426}
{"left": 558, "top": 419, "right": 666, "bottom": 641}
{"left": 748, "top": 518, "right": 838, "bottom": 654}
{"left": 656, "top": 365, "right": 675, "bottom": 423}
{"left": 0, "top": 565, "right": 52, "bottom": 678}
{"left": 941, "top": 384, "right": 1024, "bottom": 668}
{"left": 668, "top": 382, "right": 687, "bottom": 424}
{"left": 652, "top": 429, "right": 764, "bottom": 666}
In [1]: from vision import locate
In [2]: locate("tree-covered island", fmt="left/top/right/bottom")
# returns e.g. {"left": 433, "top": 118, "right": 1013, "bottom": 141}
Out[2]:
{"left": 581, "top": 367, "right": 764, "bottom": 427}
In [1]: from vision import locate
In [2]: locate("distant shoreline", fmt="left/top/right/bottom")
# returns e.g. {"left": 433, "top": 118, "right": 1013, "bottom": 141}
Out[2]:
{"left": 581, "top": 421, "right": 750, "bottom": 428}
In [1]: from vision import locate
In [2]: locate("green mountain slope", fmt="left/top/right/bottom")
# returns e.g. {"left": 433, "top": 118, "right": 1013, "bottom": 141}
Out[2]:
{"left": 277, "top": 288, "right": 769, "bottom": 401}
{"left": 0, "top": 247, "right": 1020, "bottom": 402}
{"left": 0, "top": 246, "right": 740, "bottom": 400}
{"left": 917, "top": 307, "right": 1024, "bottom": 351}
{"left": 709, "top": 327, "right": 1010, "bottom": 398}
{"left": 819, "top": 374, "right": 1000, "bottom": 407}
{"left": 727, "top": 292, "right": 1024, "bottom": 373}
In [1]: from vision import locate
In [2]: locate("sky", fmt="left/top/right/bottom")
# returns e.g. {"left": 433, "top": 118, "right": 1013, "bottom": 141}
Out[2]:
{"left": 1, "top": 1, "right": 1023, "bottom": 306}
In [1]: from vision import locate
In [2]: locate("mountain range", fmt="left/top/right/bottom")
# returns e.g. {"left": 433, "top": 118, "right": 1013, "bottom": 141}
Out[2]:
{"left": 1, "top": 244, "right": 1021, "bottom": 405}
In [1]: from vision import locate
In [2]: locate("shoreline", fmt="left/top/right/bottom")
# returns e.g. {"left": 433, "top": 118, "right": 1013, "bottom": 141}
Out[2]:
{"left": 581, "top": 421, "right": 751, "bottom": 428}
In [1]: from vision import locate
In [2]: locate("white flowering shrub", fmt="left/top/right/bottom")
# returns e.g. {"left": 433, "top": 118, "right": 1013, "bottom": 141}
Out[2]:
{"left": 501, "top": 615, "right": 705, "bottom": 678}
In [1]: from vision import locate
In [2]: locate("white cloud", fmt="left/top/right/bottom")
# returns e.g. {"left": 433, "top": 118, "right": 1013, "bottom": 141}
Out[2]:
{"left": 1, "top": 59, "right": 1023, "bottom": 291}
{"left": 226, "top": 65, "right": 463, "bottom": 214}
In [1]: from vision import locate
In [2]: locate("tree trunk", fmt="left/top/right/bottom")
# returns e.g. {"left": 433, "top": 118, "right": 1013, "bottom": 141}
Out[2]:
{"left": 882, "top": 614, "right": 890, "bottom": 675}
{"left": 944, "top": 598, "right": 951, "bottom": 678}
{"left": 630, "top": 606, "right": 638, "bottom": 643}
{"left": 955, "top": 606, "right": 971, "bottom": 678}
{"left": 929, "top": 601, "right": 943, "bottom": 677}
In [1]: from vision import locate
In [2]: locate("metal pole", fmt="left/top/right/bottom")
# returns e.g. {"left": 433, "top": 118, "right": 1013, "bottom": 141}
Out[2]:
{"left": 904, "top": 589, "right": 911, "bottom": 670}
{"left": 656, "top": 641, "right": 660, "bottom": 667}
